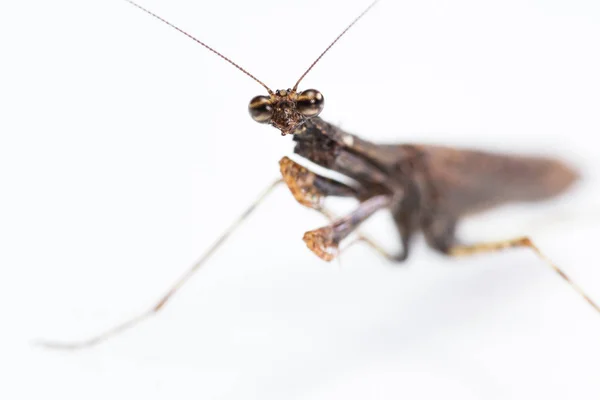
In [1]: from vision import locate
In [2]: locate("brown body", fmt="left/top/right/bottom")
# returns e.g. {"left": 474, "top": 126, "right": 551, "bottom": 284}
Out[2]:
{"left": 290, "top": 117, "right": 577, "bottom": 260}
{"left": 408, "top": 144, "right": 577, "bottom": 216}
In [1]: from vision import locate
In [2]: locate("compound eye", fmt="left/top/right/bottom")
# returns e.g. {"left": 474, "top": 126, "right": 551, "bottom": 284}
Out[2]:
{"left": 248, "top": 95, "right": 273, "bottom": 123}
{"left": 296, "top": 89, "right": 324, "bottom": 117}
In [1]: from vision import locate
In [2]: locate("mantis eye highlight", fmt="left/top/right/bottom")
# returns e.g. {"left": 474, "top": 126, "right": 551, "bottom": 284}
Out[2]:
{"left": 248, "top": 95, "right": 273, "bottom": 123}
{"left": 296, "top": 89, "right": 324, "bottom": 117}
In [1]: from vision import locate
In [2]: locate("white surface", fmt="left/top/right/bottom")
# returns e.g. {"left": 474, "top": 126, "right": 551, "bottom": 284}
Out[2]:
{"left": 1, "top": 0, "right": 600, "bottom": 399}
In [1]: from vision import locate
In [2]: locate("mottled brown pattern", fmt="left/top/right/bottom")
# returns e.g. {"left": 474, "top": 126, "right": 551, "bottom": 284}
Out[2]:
{"left": 279, "top": 156, "right": 324, "bottom": 209}
{"left": 303, "top": 227, "right": 338, "bottom": 262}
{"left": 267, "top": 90, "right": 306, "bottom": 135}
{"left": 279, "top": 156, "right": 360, "bottom": 209}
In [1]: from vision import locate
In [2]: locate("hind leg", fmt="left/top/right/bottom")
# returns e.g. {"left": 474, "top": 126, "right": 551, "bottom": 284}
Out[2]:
{"left": 422, "top": 211, "right": 600, "bottom": 315}
{"left": 448, "top": 236, "right": 599, "bottom": 313}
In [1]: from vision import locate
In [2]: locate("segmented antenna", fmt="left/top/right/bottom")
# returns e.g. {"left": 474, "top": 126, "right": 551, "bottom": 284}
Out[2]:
{"left": 292, "top": 0, "right": 380, "bottom": 92}
{"left": 124, "top": 0, "right": 273, "bottom": 94}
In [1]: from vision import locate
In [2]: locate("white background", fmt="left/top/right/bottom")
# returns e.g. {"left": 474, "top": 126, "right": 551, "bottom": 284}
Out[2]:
{"left": 1, "top": 0, "right": 600, "bottom": 399}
